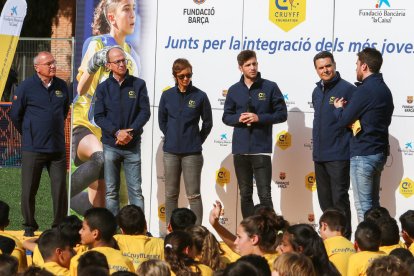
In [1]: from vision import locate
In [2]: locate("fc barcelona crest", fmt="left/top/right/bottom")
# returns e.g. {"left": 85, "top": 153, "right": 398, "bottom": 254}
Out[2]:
{"left": 193, "top": 0, "right": 206, "bottom": 4}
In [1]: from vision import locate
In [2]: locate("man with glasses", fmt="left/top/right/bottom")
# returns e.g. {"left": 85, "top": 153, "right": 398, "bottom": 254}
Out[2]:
{"left": 94, "top": 47, "right": 150, "bottom": 216}
{"left": 11, "top": 51, "right": 70, "bottom": 236}
{"left": 223, "top": 50, "right": 287, "bottom": 218}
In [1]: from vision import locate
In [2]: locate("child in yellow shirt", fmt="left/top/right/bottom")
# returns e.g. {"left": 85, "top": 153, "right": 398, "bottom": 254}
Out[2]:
{"left": 376, "top": 217, "right": 404, "bottom": 254}
{"left": 347, "top": 221, "right": 386, "bottom": 276}
{"left": 69, "top": 208, "right": 135, "bottom": 275}
{"left": 400, "top": 210, "right": 414, "bottom": 254}
{"left": 319, "top": 208, "right": 355, "bottom": 276}
{"left": 114, "top": 205, "right": 164, "bottom": 270}
{"left": 38, "top": 229, "right": 74, "bottom": 276}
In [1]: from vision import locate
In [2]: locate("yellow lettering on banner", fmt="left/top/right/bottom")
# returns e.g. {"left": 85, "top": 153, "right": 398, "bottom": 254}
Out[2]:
{"left": 268, "top": 0, "right": 306, "bottom": 32}
{"left": 0, "top": 34, "right": 19, "bottom": 100}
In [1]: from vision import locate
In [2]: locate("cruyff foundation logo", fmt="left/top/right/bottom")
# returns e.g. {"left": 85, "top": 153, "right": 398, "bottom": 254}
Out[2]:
{"left": 269, "top": 0, "right": 306, "bottom": 32}
{"left": 399, "top": 178, "right": 414, "bottom": 198}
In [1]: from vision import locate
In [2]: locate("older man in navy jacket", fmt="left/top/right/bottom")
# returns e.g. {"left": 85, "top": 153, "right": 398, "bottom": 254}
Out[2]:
{"left": 94, "top": 47, "right": 150, "bottom": 215}
{"left": 11, "top": 51, "right": 70, "bottom": 236}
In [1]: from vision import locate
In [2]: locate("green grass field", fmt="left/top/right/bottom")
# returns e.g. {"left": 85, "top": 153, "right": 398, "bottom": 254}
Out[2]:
{"left": 0, "top": 167, "right": 53, "bottom": 230}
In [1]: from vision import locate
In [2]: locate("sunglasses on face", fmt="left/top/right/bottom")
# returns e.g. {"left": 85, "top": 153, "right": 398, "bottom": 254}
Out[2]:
{"left": 176, "top": 73, "right": 193, "bottom": 80}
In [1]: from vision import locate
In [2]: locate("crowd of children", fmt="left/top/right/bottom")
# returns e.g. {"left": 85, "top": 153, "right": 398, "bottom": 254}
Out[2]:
{"left": 1, "top": 199, "right": 414, "bottom": 275}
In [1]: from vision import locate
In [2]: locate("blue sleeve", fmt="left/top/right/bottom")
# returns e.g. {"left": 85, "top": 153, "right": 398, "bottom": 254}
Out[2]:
{"left": 158, "top": 93, "right": 167, "bottom": 135}
{"left": 10, "top": 84, "right": 26, "bottom": 134}
{"left": 200, "top": 93, "right": 213, "bottom": 143}
{"left": 130, "top": 80, "right": 151, "bottom": 134}
{"left": 222, "top": 90, "right": 242, "bottom": 126}
{"left": 94, "top": 84, "right": 118, "bottom": 136}
{"left": 334, "top": 89, "right": 368, "bottom": 127}
{"left": 258, "top": 83, "right": 287, "bottom": 124}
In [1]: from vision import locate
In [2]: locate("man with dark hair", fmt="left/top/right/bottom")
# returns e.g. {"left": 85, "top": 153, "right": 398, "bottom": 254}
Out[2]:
{"left": 115, "top": 205, "right": 164, "bottom": 270}
{"left": 168, "top": 207, "right": 197, "bottom": 232}
{"left": 312, "top": 51, "right": 355, "bottom": 239}
{"left": 94, "top": 47, "right": 151, "bottom": 216}
{"left": 334, "top": 47, "right": 394, "bottom": 222}
{"left": 10, "top": 51, "right": 70, "bottom": 237}
{"left": 223, "top": 50, "right": 287, "bottom": 218}
{"left": 38, "top": 229, "right": 74, "bottom": 275}
{"left": 347, "top": 220, "right": 385, "bottom": 275}
{"left": 400, "top": 210, "right": 414, "bottom": 254}
{"left": 69, "top": 207, "right": 135, "bottom": 275}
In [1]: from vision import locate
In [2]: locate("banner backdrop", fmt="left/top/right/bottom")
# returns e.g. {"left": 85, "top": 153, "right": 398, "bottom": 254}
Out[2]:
{"left": 0, "top": 0, "right": 26, "bottom": 100}
{"left": 74, "top": 0, "right": 414, "bottom": 238}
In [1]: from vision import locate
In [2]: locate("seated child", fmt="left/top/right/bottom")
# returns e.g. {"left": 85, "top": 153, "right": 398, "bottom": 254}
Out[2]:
{"left": 38, "top": 229, "right": 74, "bottom": 276}
{"left": 0, "top": 200, "right": 27, "bottom": 272}
{"left": 114, "top": 205, "right": 164, "bottom": 270}
{"left": 400, "top": 210, "right": 414, "bottom": 254}
{"left": 319, "top": 208, "right": 355, "bottom": 275}
{"left": 69, "top": 207, "right": 134, "bottom": 275}
{"left": 376, "top": 217, "right": 403, "bottom": 254}
{"left": 168, "top": 208, "right": 197, "bottom": 233}
{"left": 347, "top": 221, "right": 386, "bottom": 276}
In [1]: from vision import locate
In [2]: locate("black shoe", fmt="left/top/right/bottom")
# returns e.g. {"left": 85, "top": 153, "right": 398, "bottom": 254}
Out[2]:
{"left": 23, "top": 228, "right": 35, "bottom": 237}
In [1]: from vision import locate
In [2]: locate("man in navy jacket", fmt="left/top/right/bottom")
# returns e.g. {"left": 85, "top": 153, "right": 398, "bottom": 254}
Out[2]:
{"left": 334, "top": 47, "right": 394, "bottom": 222}
{"left": 94, "top": 47, "right": 150, "bottom": 215}
{"left": 11, "top": 51, "right": 70, "bottom": 236}
{"left": 223, "top": 50, "right": 287, "bottom": 218}
{"left": 312, "top": 51, "right": 356, "bottom": 239}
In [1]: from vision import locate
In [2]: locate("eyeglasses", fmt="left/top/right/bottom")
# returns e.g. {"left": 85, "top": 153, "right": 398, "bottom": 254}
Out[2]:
{"left": 108, "top": 58, "right": 130, "bottom": 66}
{"left": 37, "top": 61, "right": 57, "bottom": 67}
{"left": 176, "top": 73, "right": 193, "bottom": 80}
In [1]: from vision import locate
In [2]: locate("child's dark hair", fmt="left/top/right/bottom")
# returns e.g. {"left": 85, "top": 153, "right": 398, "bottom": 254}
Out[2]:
{"left": 355, "top": 221, "right": 382, "bottom": 251}
{"left": 164, "top": 231, "right": 200, "bottom": 276}
{"left": 376, "top": 217, "right": 400, "bottom": 246}
{"left": 240, "top": 214, "right": 280, "bottom": 253}
{"left": 38, "top": 229, "right": 72, "bottom": 260}
{"left": 77, "top": 250, "right": 109, "bottom": 274}
{"left": 170, "top": 208, "right": 197, "bottom": 232}
{"left": 58, "top": 215, "right": 83, "bottom": 247}
{"left": 22, "top": 266, "right": 54, "bottom": 276}
{"left": 319, "top": 208, "right": 347, "bottom": 235}
{"left": 0, "top": 236, "right": 15, "bottom": 255}
{"left": 364, "top": 206, "right": 391, "bottom": 223}
{"left": 286, "top": 224, "right": 340, "bottom": 276}
{"left": 186, "top": 225, "right": 225, "bottom": 271}
{"left": 84, "top": 207, "right": 117, "bottom": 242}
{"left": 400, "top": 210, "right": 414, "bottom": 237}
{"left": 0, "top": 254, "right": 18, "bottom": 276}
{"left": 117, "top": 205, "right": 146, "bottom": 235}
{"left": 0, "top": 200, "right": 10, "bottom": 227}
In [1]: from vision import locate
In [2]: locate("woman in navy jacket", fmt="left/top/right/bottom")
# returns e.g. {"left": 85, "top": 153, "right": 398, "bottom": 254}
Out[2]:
{"left": 158, "top": 58, "right": 213, "bottom": 226}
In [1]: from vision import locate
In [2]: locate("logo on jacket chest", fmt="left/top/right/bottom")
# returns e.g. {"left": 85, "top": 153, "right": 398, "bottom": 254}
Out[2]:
{"left": 329, "top": 96, "right": 336, "bottom": 104}
{"left": 55, "top": 90, "right": 63, "bottom": 97}
{"left": 188, "top": 100, "right": 196, "bottom": 108}
{"left": 128, "top": 90, "right": 136, "bottom": 98}
{"left": 258, "top": 92, "right": 266, "bottom": 101}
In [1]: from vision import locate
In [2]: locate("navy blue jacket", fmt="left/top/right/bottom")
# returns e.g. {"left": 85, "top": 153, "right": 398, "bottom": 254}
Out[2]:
{"left": 158, "top": 83, "right": 213, "bottom": 154}
{"left": 94, "top": 72, "right": 151, "bottom": 148}
{"left": 223, "top": 73, "right": 287, "bottom": 154}
{"left": 334, "top": 73, "right": 394, "bottom": 157}
{"left": 10, "top": 74, "right": 70, "bottom": 153}
{"left": 312, "top": 72, "right": 356, "bottom": 162}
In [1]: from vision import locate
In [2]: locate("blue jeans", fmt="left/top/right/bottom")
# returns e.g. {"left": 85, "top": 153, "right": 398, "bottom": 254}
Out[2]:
{"left": 103, "top": 143, "right": 144, "bottom": 215}
{"left": 351, "top": 153, "right": 387, "bottom": 222}
{"left": 163, "top": 152, "right": 204, "bottom": 226}
{"left": 233, "top": 154, "right": 273, "bottom": 218}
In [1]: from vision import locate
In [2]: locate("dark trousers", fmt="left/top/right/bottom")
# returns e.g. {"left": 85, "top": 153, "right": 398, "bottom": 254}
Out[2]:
{"left": 315, "top": 160, "right": 352, "bottom": 239}
{"left": 21, "top": 151, "right": 68, "bottom": 229}
{"left": 234, "top": 154, "right": 273, "bottom": 218}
